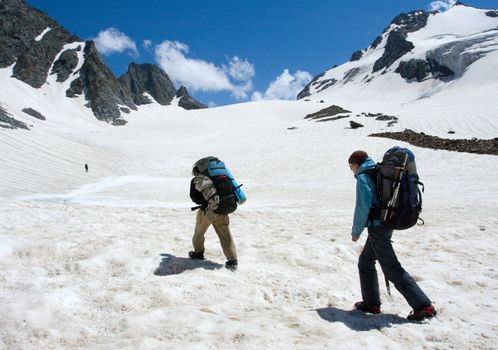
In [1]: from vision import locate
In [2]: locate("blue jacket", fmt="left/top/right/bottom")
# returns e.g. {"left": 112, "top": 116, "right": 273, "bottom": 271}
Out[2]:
{"left": 352, "top": 157, "right": 382, "bottom": 237}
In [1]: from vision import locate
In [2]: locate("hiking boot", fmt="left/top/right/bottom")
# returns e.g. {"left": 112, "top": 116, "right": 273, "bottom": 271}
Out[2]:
{"left": 188, "top": 251, "right": 204, "bottom": 260}
{"left": 225, "top": 260, "right": 238, "bottom": 271}
{"left": 354, "top": 301, "right": 381, "bottom": 314}
{"left": 407, "top": 305, "right": 437, "bottom": 321}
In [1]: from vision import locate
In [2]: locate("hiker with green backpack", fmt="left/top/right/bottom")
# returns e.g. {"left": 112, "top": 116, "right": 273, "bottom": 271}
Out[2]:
{"left": 348, "top": 148, "right": 437, "bottom": 321}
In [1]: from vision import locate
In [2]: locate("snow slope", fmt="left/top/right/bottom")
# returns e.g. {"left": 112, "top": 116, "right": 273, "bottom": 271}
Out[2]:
{"left": 1, "top": 85, "right": 498, "bottom": 349}
{"left": 303, "top": 4, "right": 498, "bottom": 130}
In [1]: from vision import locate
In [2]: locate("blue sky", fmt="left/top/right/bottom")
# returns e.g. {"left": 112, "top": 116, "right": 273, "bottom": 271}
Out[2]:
{"left": 27, "top": 0, "right": 498, "bottom": 106}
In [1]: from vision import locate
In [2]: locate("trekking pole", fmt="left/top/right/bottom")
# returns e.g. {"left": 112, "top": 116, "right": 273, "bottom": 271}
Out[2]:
{"left": 191, "top": 205, "right": 202, "bottom": 211}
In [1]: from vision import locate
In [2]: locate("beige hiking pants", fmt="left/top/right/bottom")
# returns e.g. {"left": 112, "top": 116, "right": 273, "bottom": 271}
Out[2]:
{"left": 192, "top": 210, "right": 237, "bottom": 261}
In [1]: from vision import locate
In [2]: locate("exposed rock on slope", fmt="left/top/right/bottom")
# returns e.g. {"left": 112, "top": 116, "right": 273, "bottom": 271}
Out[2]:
{"left": 0, "top": 104, "right": 29, "bottom": 129}
{"left": 370, "top": 130, "right": 498, "bottom": 155}
{"left": 0, "top": 0, "right": 208, "bottom": 125}
{"left": 118, "top": 63, "right": 177, "bottom": 106}
{"left": 0, "top": 0, "right": 80, "bottom": 87}
{"left": 297, "top": 4, "right": 498, "bottom": 104}
{"left": 76, "top": 42, "right": 137, "bottom": 124}
{"left": 175, "top": 86, "right": 207, "bottom": 110}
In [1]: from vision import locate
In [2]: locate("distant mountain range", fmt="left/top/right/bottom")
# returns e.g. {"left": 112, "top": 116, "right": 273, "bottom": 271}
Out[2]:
{"left": 0, "top": 0, "right": 206, "bottom": 128}
{"left": 2, "top": 0, "right": 497, "bottom": 130}
{"left": 297, "top": 3, "right": 498, "bottom": 107}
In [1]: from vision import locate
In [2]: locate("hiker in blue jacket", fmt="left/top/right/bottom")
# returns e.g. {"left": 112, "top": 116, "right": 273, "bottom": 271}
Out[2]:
{"left": 348, "top": 150, "right": 437, "bottom": 321}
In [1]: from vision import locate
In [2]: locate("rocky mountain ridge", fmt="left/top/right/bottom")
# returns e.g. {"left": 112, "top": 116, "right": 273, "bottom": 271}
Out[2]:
{"left": 298, "top": 3, "right": 498, "bottom": 102}
{"left": 0, "top": 0, "right": 206, "bottom": 127}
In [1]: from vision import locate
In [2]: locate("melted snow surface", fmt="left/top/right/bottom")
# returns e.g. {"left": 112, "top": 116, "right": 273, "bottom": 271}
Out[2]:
{"left": 0, "top": 97, "right": 497, "bottom": 349}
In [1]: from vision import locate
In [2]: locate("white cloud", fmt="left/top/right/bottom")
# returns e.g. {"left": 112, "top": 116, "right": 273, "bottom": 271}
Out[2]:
{"left": 93, "top": 28, "right": 138, "bottom": 56}
{"left": 143, "top": 40, "right": 152, "bottom": 49}
{"left": 252, "top": 69, "right": 312, "bottom": 101}
{"left": 154, "top": 40, "right": 254, "bottom": 99}
{"left": 228, "top": 56, "right": 255, "bottom": 82}
{"left": 428, "top": 0, "right": 457, "bottom": 12}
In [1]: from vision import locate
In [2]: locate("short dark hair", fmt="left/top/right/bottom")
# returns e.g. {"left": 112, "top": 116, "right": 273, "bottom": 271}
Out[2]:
{"left": 348, "top": 150, "right": 368, "bottom": 166}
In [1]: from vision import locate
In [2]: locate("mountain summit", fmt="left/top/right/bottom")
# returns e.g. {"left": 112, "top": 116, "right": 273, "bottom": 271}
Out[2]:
{"left": 298, "top": 4, "right": 498, "bottom": 108}
{"left": 0, "top": 0, "right": 206, "bottom": 127}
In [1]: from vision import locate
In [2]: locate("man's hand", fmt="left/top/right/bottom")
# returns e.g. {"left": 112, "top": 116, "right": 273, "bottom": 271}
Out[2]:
{"left": 351, "top": 235, "right": 359, "bottom": 242}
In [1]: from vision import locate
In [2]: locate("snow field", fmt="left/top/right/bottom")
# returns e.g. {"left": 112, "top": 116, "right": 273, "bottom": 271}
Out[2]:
{"left": 1, "top": 99, "right": 497, "bottom": 349}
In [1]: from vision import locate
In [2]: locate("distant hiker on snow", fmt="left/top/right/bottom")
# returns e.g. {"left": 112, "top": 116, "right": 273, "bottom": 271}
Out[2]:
{"left": 85, "top": 163, "right": 88, "bottom": 172}
{"left": 348, "top": 150, "right": 437, "bottom": 321}
{"left": 189, "top": 157, "right": 243, "bottom": 271}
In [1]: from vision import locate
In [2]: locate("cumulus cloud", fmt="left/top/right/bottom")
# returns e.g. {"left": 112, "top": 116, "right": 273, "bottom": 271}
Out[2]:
{"left": 252, "top": 69, "right": 312, "bottom": 101}
{"left": 428, "top": 0, "right": 457, "bottom": 12}
{"left": 228, "top": 56, "right": 255, "bottom": 82}
{"left": 154, "top": 40, "right": 254, "bottom": 99}
{"left": 93, "top": 28, "right": 138, "bottom": 56}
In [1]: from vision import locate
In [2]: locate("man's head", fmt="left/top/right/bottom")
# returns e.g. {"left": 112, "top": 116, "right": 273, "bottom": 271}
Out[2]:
{"left": 348, "top": 150, "right": 368, "bottom": 174}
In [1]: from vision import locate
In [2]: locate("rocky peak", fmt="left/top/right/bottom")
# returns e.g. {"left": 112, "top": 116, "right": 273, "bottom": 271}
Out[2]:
{"left": 372, "top": 30, "right": 415, "bottom": 72}
{"left": 389, "top": 11, "right": 431, "bottom": 34}
{"left": 0, "top": 0, "right": 80, "bottom": 87}
{"left": 297, "top": 4, "right": 498, "bottom": 102}
{"left": 352, "top": 10, "right": 431, "bottom": 63}
{"left": 175, "top": 86, "right": 207, "bottom": 110}
{"left": 1, "top": 0, "right": 208, "bottom": 125}
{"left": 371, "top": 11, "right": 431, "bottom": 72}
{"left": 118, "top": 63, "right": 176, "bottom": 105}
{"left": 75, "top": 41, "right": 137, "bottom": 124}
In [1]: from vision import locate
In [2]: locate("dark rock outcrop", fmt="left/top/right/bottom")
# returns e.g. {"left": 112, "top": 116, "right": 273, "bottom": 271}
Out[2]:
{"left": 297, "top": 72, "right": 325, "bottom": 99}
{"left": 51, "top": 46, "right": 80, "bottom": 82}
{"left": 0, "top": 0, "right": 80, "bottom": 87}
{"left": 371, "top": 35, "right": 383, "bottom": 50}
{"left": 78, "top": 41, "right": 136, "bottom": 124}
{"left": 22, "top": 107, "right": 45, "bottom": 120}
{"left": 118, "top": 63, "right": 177, "bottom": 106}
{"left": 396, "top": 58, "right": 454, "bottom": 82}
{"left": 372, "top": 11, "right": 432, "bottom": 73}
{"left": 395, "top": 59, "right": 430, "bottom": 81}
{"left": 350, "top": 121, "right": 364, "bottom": 129}
{"left": 0, "top": 104, "right": 29, "bottom": 129}
{"left": 485, "top": 10, "right": 498, "bottom": 17}
{"left": 316, "top": 115, "right": 349, "bottom": 123}
{"left": 66, "top": 77, "right": 84, "bottom": 98}
{"left": 315, "top": 78, "right": 338, "bottom": 91}
{"left": 370, "top": 130, "right": 498, "bottom": 155}
{"left": 175, "top": 86, "right": 207, "bottom": 110}
{"left": 305, "top": 105, "right": 351, "bottom": 120}
{"left": 372, "top": 30, "right": 414, "bottom": 73}
{"left": 390, "top": 11, "right": 432, "bottom": 33}
{"left": 350, "top": 50, "right": 363, "bottom": 62}
{"left": 343, "top": 67, "right": 361, "bottom": 83}
{"left": 361, "top": 11, "right": 432, "bottom": 66}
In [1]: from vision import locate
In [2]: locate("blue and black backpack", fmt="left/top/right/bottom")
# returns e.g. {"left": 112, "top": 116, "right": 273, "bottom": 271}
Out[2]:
{"left": 368, "top": 147, "right": 424, "bottom": 230}
{"left": 192, "top": 156, "right": 238, "bottom": 215}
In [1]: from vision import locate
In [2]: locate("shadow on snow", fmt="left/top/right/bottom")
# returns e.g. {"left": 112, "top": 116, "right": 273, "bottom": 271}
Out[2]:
{"left": 316, "top": 307, "right": 410, "bottom": 331}
{"left": 154, "top": 253, "right": 223, "bottom": 276}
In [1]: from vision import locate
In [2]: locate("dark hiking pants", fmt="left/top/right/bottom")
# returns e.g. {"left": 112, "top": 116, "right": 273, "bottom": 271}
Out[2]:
{"left": 358, "top": 226, "right": 431, "bottom": 310}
